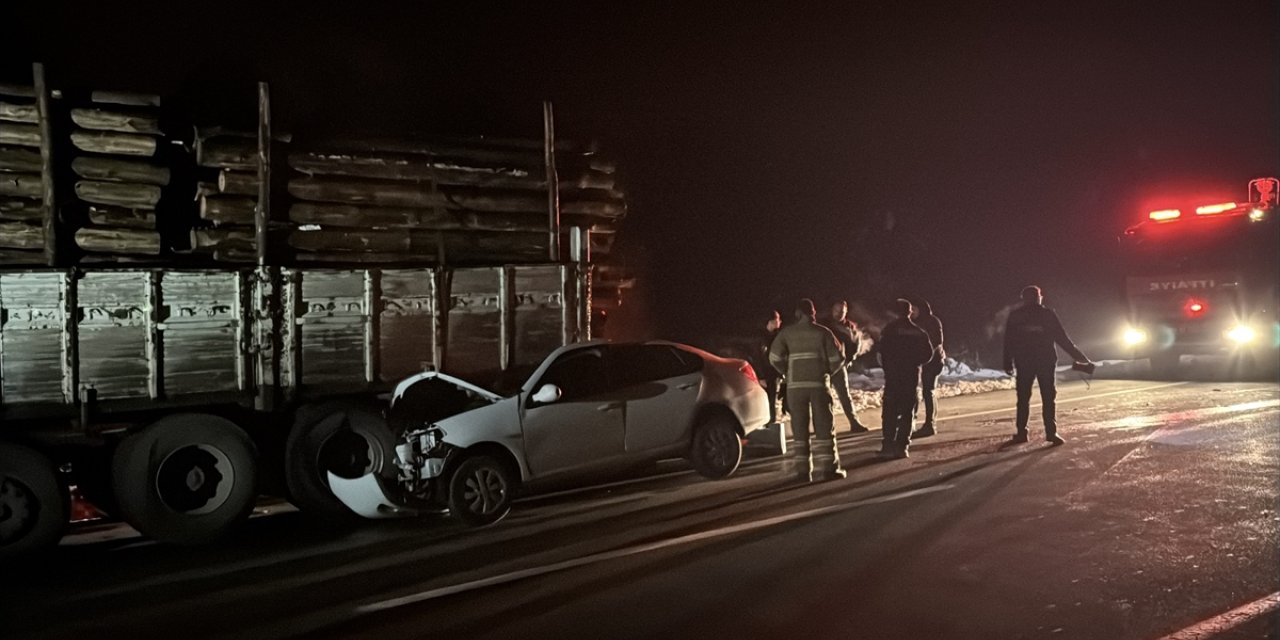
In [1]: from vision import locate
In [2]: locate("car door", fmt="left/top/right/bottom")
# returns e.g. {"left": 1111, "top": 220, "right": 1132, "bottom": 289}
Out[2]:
{"left": 519, "top": 346, "right": 627, "bottom": 479}
{"left": 612, "top": 344, "right": 704, "bottom": 455}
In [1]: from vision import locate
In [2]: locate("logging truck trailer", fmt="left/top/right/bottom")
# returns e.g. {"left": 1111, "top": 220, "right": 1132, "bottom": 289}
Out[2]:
{"left": 0, "top": 259, "right": 592, "bottom": 560}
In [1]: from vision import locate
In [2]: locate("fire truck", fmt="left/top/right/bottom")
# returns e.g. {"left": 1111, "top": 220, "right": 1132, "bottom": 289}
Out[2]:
{"left": 1118, "top": 177, "right": 1279, "bottom": 377}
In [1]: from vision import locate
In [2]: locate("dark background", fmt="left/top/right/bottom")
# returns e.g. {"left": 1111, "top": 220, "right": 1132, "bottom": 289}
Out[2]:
{"left": 5, "top": 1, "right": 1278, "bottom": 363}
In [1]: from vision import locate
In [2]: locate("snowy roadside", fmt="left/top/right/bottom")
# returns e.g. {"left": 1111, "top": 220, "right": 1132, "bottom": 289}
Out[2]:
{"left": 831, "top": 357, "right": 1144, "bottom": 413}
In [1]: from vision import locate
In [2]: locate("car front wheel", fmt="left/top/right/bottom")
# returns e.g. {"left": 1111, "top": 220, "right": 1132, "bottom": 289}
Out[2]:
{"left": 448, "top": 455, "right": 514, "bottom": 527}
{"left": 689, "top": 414, "right": 743, "bottom": 479}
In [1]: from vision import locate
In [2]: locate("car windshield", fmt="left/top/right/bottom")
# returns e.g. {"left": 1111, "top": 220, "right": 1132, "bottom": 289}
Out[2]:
{"left": 489, "top": 362, "right": 542, "bottom": 397}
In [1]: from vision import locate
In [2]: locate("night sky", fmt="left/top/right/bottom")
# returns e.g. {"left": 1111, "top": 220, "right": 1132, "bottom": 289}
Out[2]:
{"left": 6, "top": 1, "right": 1278, "bottom": 361}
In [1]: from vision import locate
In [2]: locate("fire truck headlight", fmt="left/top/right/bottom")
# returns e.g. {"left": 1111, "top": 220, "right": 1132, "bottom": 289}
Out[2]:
{"left": 1122, "top": 327, "right": 1148, "bottom": 346}
{"left": 1226, "top": 325, "right": 1257, "bottom": 344}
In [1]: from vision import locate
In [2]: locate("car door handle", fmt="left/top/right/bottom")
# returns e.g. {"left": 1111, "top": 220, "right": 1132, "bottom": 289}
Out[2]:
{"left": 677, "top": 382, "right": 698, "bottom": 390}
{"left": 597, "top": 402, "right": 623, "bottom": 412}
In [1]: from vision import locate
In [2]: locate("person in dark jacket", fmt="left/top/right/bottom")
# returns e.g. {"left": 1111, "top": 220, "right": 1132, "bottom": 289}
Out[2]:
{"left": 909, "top": 297, "right": 945, "bottom": 438}
{"left": 751, "top": 309, "right": 783, "bottom": 424}
{"left": 877, "top": 298, "right": 934, "bottom": 459}
{"left": 770, "top": 299, "right": 847, "bottom": 481}
{"left": 1002, "top": 285, "right": 1092, "bottom": 445}
{"left": 822, "top": 300, "right": 871, "bottom": 433}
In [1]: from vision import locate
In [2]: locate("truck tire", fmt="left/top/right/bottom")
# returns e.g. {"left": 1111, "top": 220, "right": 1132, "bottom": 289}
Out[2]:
{"left": 0, "top": 442, "right": 68, "bottom": 562}
{"left": 448, "top": 454, "right": 514, "bottom": 527}
{"left": 688, "top": 413, "right": 744, "bottom": 479}
{"left": 285, "top": 403, "right": 399, "bottom": 521}
{"left": 112, "top": 414, "right": 258, "bottom": 545}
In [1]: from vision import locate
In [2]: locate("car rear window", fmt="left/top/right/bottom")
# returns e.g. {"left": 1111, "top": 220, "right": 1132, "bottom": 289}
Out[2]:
{"left": 611, "top": 344, "right": 703, "bottom": 387}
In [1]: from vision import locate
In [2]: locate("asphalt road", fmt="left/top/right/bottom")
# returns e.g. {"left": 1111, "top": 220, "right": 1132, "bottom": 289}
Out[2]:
{"left": 4, "top": 379, "right": 1277, "bottom": 640}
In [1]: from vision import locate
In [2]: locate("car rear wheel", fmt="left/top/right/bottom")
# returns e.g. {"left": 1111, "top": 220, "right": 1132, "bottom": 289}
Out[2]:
{"left": 689, "top": 414, "right": 743, "bottom": 479}
{"left": 0, "top": 442, "right": 68, "bottom": 562}
{"left": 448, "top": 455, "right": 514, "bottom": 527}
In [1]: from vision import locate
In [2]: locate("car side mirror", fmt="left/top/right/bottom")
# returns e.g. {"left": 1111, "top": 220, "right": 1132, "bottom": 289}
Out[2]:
{"left": 531, "top": 384, "right": 562, "bottom": 405}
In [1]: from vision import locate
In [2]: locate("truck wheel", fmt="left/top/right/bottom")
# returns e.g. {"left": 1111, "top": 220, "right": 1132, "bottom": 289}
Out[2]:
{"left": 112, "top": 414, "right": 258, "bottom": 545}
{"left": 285, "top": 404, "right": 398, "bottom": 521}
{"left": 689, "top": 414, "right": 744, "bottom": 479}
{"left": 448, "top": 455, "right": 514, "bottom": 527}
{"left": 0, "top": 442, "right": 68, "bottom": 562}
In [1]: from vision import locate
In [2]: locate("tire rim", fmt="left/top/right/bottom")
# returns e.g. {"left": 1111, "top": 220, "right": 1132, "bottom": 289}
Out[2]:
{"left": 0, "top": 477, "right": 37, "bottom": 544}
{"left": 462, "top": 467, "right": 508, "bottom": 516}
{"left": 317, "top": 426, "right": 380, "bottom": 481}
{"left": 155, "top": 445, "right": 235, "bottom": 516}
{"left": 700, "top": 426, "right": 738, "bottom": 470}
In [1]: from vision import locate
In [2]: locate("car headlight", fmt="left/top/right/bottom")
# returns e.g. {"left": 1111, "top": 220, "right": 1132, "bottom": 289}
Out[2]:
{"left": 1122, "top": 327, "right": 1148, "bottom": 346}
{"left": 1226, "top": 325, "right": 1256, "bottom": 344}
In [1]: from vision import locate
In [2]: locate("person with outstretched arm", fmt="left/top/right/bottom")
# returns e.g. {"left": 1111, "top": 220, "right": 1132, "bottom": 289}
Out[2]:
{"left": 1002, "top": 285, "right": 1092, "bottom": 445}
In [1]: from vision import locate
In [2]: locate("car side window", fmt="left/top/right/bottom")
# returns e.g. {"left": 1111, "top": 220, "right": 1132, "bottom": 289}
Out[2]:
{"left": 536, "top": 348, "right": 612, "bottom": 401}
{"left": 611, "top": 345, "right": 703, "bottom": 388}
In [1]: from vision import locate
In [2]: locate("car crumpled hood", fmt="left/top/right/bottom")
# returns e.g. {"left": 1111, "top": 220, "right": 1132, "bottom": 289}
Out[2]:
{"left": 390, "top": 370, "right": 506, "bottom": 415}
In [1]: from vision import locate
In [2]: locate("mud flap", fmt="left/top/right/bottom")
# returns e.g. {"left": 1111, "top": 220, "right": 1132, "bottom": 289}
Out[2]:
{"left": 326, "top": 472, "right": 418, "bottom": 519}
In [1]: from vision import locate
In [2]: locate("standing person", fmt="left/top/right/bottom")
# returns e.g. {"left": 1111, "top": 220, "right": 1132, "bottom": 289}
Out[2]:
{"left": 877, "top": 299, "right": 934, "bottom": 459}
{"left": 752, "top": 309, "right": 784, "bottom": 424}
{"left": 1002, "top": 285, "right": 1092, "bottom": 445}
{"left": 822, "top": 301, "right": 872, "bottom": 433}
{"left": 769, "top": 299, "right": 847, "bottom": 482}
{"left": 910, "top": 297, "right": 946, "bottom": 438}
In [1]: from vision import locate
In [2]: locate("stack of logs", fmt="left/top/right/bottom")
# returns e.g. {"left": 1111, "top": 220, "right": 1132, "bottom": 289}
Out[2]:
{"left": 285, "top": 138, "right": 627, "bottom": 265}
{"left": 194, "top": 127, "right": 263, "bottom": 262}
{"left": 67, "top": 90, "right": 169, "bottom": 260}
{"left": 0, "top": 83, "right": 47, "bottom": 264}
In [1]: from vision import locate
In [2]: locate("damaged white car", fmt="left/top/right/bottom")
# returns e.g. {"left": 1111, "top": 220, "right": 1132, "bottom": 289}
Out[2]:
{"left": 328, "top": 340, "right": 770, "bottom": 526}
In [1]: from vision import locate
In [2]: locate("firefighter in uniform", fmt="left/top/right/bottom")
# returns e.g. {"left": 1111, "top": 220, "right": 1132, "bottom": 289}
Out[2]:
{"left": 823, "top": 300, "right": 872, "bottom": 433}
{"left": 878, "top": 298, "right": 934, "bottom": 459}
{"left": 1002, "top": 285, "right": 1091, "bottom": 445}
{"left": 910, "top": 297, "right": 945, "bottom": 438}
{"left": 770, "top": 299, "right": 847, "bottom": 482}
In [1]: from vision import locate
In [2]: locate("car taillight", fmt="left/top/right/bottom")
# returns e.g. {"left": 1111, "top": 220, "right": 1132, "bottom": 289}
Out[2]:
{"left": 739, "top": 362, "right": 758, "bottom": 383}
{"left": 1149, "top": 208, "right": 1181, "bottom": 221}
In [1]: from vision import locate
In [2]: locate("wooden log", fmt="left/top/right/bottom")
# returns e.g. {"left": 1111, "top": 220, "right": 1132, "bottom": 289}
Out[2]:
{"left": 287, "top": 151, "right": 616, "bottom": 191}
{"left": 312, "top": 137, "right": 594, "bottom": 171}
{"left": 196, "top": 181, "right": 220, "bottom": 200}
{"left": 213, "top": 247, "right": 257, "bottom": 263}
{"left": 196, "top": 137, "right": 256, "bottom": 169}
{"left": 70, "top": 130, "right": 156, "bottom": 157}
{"left": 74, "top": 227, "right": 162, "bottom": 255}
{"left": 295, "top": 251, "right": 412, "bottom": 264}
{"left": 287, "top": 177, "right": 627, "bottom": 219}
{"left": 71, "top": 156, "right": 170, "bottom": 186}
{"left": 0, "top": 197, "right": 44, "bottom": 221}
{"left": 288, "top": 228, "right": 548, "bottom": 260}
{"left": 200, "top": 195, "right": 257, "bottom": 225}
{"left": 561, "top": 199, "right": 627, "bottom": 219}
{"left": 75, "top": 180, "right": 162, "bottom": 209}
{"left": 0, "top": 146, "right": 42, "bottom": 172}
{"left": 0, "top": 248, "right": 46, "bottom": 264}
{"left": 0, "top": 123, "right": 41, "bottom": 147}
{"left": 70, "top": 108, "right": 162, "bottom": 135}
{"left": 32, "top": 62, "right": 57, "bottom": 265}
{"left": 87, "top": 205, "right": 156, "bottom": 229}
{"left": 217, "top": 170, "right": 259, "bottom": 195}
{"left": 91, "top": 90, "right": 161, "bottom": 108}
{"left": 0, "top": 101, "right": 38, "bottom": 124}
{"left": 0, "top": 84, "right": 35, "bottom": 99}
{"left": 0, "top": 222, "right": 44, "bottom": 249}
{"left": 0, "top": 173, "right": 42, "bottom": 198}
{"left": 288, "top": 202, "right": 551, "bottom": 232}
{"left": 191, "top": 227, "right": 255, "bottom": 251}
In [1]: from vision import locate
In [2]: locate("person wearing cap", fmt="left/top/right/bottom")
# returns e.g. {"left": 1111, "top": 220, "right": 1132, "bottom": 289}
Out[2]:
{"left": 1002, "top": 285, "right": 1092, "bottom": 445}
{"left": 769, "top": 299, "right": 847, "bottom": 482}
{"left": 877, "top": 298, "right": 934, "bottom": 459}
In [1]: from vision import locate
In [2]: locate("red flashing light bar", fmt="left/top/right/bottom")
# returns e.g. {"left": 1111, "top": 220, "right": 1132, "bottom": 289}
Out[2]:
{"left": 1195, "top": 202, "right": 1237, "bottom": 215}
{"left": 1149, "top": 208, "right": 1181, "bottom": 221}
